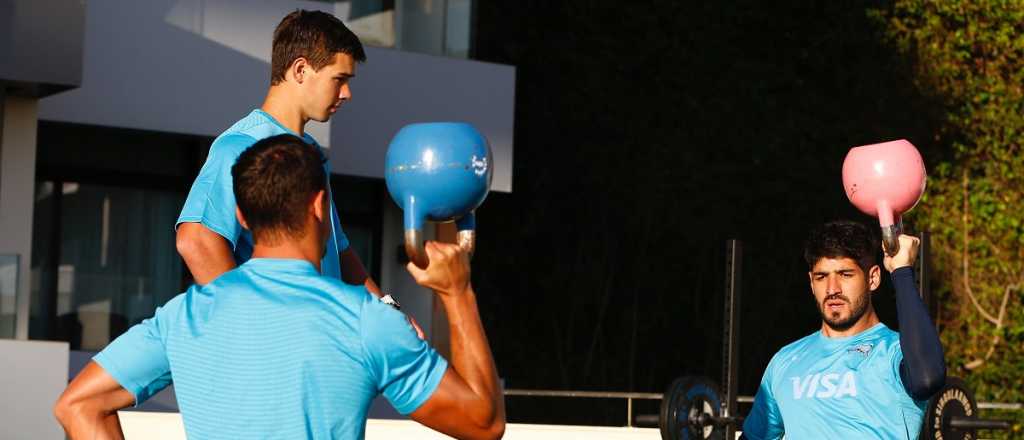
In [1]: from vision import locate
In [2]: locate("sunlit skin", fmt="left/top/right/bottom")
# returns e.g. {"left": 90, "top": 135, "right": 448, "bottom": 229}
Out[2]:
{"left": 808, "top": 257, "right": 882, "bottom": 338}
{"left": 261, "top": 52, "right": 356, "bottom": 135}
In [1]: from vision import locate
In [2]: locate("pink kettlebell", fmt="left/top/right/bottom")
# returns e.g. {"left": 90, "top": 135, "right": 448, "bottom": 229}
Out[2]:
{"left": 842, "top": 139, "right": 927, "bottom": 256}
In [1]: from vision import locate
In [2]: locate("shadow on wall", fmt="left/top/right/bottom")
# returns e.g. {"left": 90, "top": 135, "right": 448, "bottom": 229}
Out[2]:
{"left": 38, "top": 0, "right": 317, "bottom": 138}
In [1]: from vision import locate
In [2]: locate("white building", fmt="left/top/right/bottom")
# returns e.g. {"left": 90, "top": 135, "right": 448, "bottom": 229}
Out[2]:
{"left": 0, "top": 1, "right": 515, "bottom": 436}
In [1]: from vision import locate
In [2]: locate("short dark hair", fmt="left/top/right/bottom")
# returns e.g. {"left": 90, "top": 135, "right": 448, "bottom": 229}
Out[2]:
{"left": 232, "top": 134, "right": 326, "bottom": 244}
{"left": 803, "top": 221, "right": 879, "bottom": 272}
{"left": 271, "top": 10, "right": 367, "bottom": 85}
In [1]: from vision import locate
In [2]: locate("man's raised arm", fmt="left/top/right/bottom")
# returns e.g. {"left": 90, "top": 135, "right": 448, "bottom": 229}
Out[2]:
{"left": 407, "top": 241, "right": 505, "bottom": 440}
{"left": 884, "top": 234, "right": 946, "bottom": 400}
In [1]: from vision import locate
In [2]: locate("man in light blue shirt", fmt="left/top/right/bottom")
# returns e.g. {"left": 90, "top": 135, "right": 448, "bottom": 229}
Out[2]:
{"left": 55, "top": 135, "right": 505, "bottom": 439}
{"left": 741, "top": 221, "right": 946, "bottom": 439}
{"left": 174, "top": 9, "right": 389, "bottom": 306}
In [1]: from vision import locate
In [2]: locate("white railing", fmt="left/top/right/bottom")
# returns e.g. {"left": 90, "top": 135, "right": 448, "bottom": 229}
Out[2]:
{"left": 503, "top": 388, "right": 1022, "bottom": 428}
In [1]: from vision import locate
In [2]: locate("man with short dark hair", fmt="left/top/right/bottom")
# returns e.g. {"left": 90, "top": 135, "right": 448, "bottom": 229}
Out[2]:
{"left": 175, "top": 9, "right": 381, "bottom": 298}
{"left": 55, "top": 135, "right": 506, "bottom": 439}
{"left": 741, "top": 221, "right": 946, "bottom": 439}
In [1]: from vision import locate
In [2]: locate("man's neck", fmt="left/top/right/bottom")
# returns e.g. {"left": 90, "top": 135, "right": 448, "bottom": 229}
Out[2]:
{"left": 250, "top": 242, "right": 322, "bottom": 273}
{"left": 261, "top": 87, "right": 307, "bottom": 136}
{"left": 820, "top": 310, "right": 880, "bottom": 338}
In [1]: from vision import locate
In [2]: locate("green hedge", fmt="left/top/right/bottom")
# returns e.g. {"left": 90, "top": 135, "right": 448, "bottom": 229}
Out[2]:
{"left": 871, "top": 1, "right": 1024, "bottom": 437}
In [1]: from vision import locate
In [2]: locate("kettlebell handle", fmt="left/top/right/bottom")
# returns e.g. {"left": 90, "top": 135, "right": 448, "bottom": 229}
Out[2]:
{"left": 876, "top": 200, "right": 902, "bottom": 257}
{"left": 404, "top": 212, "right": 477, "bottom": 269}
{"left": 881, "top": 220, "right": 901, "bottom": 257}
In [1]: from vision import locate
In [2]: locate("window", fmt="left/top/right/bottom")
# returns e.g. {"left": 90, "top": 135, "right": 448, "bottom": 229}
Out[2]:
{"left": 30, "top": 181, "right": 185, "bottom": 350}
{"left": 29, "top": 121, "right": 203, "bottom": 349}
{"left": 331, "top": 174, "right": 385, "bottom": 283}
{"left": 0, "top": 254, "right": 18, "bottom": 338}
{"left": 334, "top": 0, "right": 476, "bottom": 58}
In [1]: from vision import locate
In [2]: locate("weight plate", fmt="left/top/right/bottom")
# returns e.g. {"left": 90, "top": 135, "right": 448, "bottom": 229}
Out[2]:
{"left": 922, "top": 376, "right": 977, "bottom": 440}
{"left": 660, "top": 376, "right": 724, "bottom": 440}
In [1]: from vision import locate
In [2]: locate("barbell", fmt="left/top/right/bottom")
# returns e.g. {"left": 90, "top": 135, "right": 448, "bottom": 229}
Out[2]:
{"left": 657, "top": 376, "right": 736, "bottom": 440}
{"left": 921, "top": 377, "right": 1014, "bottom": 440}
{"left": 643, "top": 375, "right": 1015, "bottom": 440}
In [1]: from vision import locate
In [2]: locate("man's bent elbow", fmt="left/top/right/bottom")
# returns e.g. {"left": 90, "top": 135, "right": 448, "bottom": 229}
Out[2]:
{"left": 175, "top": 224, "right": 202, "bottom": 262}
{"left": 484, "top": 418, "right": 506, "bottom": 440}
{"left": 53, "top": 396, "right": 71, "bottom": 428}
{"left": 921, "top": 366, "right": 947, "bottom": 398}
{"left": 465, "top": 419, "right": 505, "bottom": 440}
{"left": 472, "top": 403, "right": 506, "bottom": 440}
{"left": 53, "top": 391, "right": 83, "bottom": 431}
{"left": 909, "top": 366, "right": 947, "bottom": 400}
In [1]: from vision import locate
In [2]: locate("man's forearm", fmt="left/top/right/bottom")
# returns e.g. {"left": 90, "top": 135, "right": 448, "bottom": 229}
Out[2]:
{"left": 893, "top": 267, "right": 946, "bottom": 399}
{"left": 439, "top": 286, "right": 504, "bottom": 426}
{"left": 363, "top": 277, "right": 383, "bottom": 297}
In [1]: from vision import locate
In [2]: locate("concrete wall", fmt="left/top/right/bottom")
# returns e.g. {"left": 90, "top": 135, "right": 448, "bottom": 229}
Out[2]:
{"left": 37, "top": 0, "right": 516, "bottom": 192}
{"left": 329, "top": 46, "right": 516, "bottom": 192}
{"left": 0, "top": 0, "right": 84, "bottom": 97}
{"left": 0, "top": 95, "right": 38, "bottom": 339}
{"left": 0, "top": 339, "right": 69, "bottom": 440}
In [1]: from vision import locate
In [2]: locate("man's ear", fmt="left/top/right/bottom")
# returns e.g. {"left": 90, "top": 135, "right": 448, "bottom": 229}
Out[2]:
{"left": 868, "top": 265, "right": 881, "bottom": 292}
{"left": 311, "top": 190, "right": 326, "bottom": 222}
{"left": 289, "top": 57, "right": 310, "bottom": 84}
{"left": 235, "top": 206, "right": 250, "bottom": 230}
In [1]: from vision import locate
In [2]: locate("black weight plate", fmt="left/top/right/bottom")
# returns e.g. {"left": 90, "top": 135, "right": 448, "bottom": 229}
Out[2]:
{"left": 660, "top": 376, "right": 724, "bottom": 440}
{"left": 922, "top": 376, "right": 977, "bottom": 440}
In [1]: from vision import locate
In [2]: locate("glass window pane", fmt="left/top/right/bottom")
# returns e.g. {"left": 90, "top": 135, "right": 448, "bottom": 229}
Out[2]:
{"left": 444, "top": 0, "right": 472, "bottom": 58}
{"left": 398, "top": 0, "right": 446, "bottom": 56}
{"left": 0, "top": 254, "right": 18, "bottom": 338}
{"left": 342, "top": 0, "right": 398, "bottom": 48}
{"left": 341, "top": 224, "right": 376, "bottom": 279}
{"left": 30, "top": 182, "right": 184, "bottom": 350}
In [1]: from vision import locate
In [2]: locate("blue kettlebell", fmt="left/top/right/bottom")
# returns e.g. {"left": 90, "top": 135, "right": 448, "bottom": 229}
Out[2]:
{"left": 384, "top": 122, "right": 493, "bottom": 268}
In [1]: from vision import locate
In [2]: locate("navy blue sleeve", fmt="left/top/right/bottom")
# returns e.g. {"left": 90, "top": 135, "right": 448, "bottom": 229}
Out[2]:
{"left": 892, "top": 267, "right": 946, "bottom": 400}
{"left": 741, "top": 370, "right": 785, "bottom": 439}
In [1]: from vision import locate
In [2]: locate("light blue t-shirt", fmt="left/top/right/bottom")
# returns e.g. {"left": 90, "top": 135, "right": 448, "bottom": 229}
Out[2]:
{"left": 94, "top": 258, "right": 448, "bottom": 439}
{"left": 742, "top": 323, "right": 926, "bottom": 440}
{"left": 177, "top": 109, "right": 349, "bottom": 279}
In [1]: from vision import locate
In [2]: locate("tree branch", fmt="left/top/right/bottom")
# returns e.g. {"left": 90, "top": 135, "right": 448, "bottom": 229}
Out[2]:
{"left": 961, "top": 169, "right": 1001, "bottom": 326}
{"left": 967, "top": 281, "right": 1020, "bottom": 370}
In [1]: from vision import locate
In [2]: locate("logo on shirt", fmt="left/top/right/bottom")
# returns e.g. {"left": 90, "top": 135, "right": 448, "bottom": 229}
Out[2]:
{"left": 848, "top": 343, "right": 873, "bottom": 357}
{"left": 791, "top": 372, "right": 858, "bottom": 399}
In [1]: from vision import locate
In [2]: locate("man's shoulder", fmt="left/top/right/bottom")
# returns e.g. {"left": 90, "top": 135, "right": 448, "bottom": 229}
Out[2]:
{"left": 218, "top": 109, "right": 318, "bottom": 144}
{"left": 154, "top": 288, "right": 193, "bottom": 319}
{"left": 864, "top": 323, "right": 901, "bottom": 355}
{"left": 203, "top": 266, "right": 373, "bottom": 327}
{"left": 317, "top": 276, "right": 375, "bottom": 304}
{"left": 874, "top": 323, "right": 899, "bottom": 340}
{"left": 357, "top": 291, "right": 419, "bottom": 344}
{"left": 220, "top": 263, "right": 366, "bottom": 297}
{"left": 749, "top": 332, "right": 819, "bottom": 387}
{"left": 776, "top": 331, "right": 820, "bottom": 357}
{"left": 220, "top": 110, "right": 279, "bottom": 139}
{"left": 208, "top": 130, "right": 258, "bottom": 159}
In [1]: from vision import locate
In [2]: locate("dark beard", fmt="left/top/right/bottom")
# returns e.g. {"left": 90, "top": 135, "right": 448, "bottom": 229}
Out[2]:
{"left": 819, "top": 293, "right": 870, "bottom": 332}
